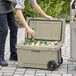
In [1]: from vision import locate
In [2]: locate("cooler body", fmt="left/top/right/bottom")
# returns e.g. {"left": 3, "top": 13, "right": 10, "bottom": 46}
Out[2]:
{"left": 17, "top": 45, "right": 62, "bottom": 69}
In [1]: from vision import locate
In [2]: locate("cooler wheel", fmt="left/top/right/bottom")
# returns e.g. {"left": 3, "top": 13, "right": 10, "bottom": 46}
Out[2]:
{"left": 47, "top": 60, "right": 57, "bottom": 71}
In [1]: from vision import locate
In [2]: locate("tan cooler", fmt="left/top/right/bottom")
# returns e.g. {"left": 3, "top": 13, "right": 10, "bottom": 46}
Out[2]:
{"left": 17, "top": 18, "right": 65, "bottom": 71}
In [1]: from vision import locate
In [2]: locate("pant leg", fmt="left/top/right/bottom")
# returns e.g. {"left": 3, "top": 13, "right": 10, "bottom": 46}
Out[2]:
{"left": 7, "top": 12, "right": 18, "bottom": 54}
{"left": 0, "top": 13, "right": 8, "bottom": 58}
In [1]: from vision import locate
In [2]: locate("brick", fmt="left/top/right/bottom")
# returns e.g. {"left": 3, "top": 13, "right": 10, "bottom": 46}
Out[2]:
{"left": 52, "top": 71, "right": 60, "bottom": 74}
{"left": 25, "top": 70, "right": 35, "bottom": 74}
{"left": 2, "top": 73, "right": 13, "bottom": 76}
{"left": 13, "top": 74, "right": 23, "bottom": 76}
{"left": 1, "top": 67, "right": 16, "bottom": 73}
{"left": 35, "top": 73, "right": 45, "bottom": 76}
{"left": 73, "top": 74, "right": 76, "bottom": 76}
{"left": 63, "top": 74, "right": 72, "bottom": 76}
{"left": 68, "top": 70, "right": 76, "bottom": 74}
{"left": 0, "top": 73, "right": 2, "bottom": 76}
{"left": 24, "top": 73, "right": 34, "bottom": 76}
{"left": 58, "top": 64, "right": 67, "bottom": 69}
{"left": 46, "top": 74, "right": 61, "bottom": 76}
{"left": 58, "top": 69, "right": 67, "bottom": 74}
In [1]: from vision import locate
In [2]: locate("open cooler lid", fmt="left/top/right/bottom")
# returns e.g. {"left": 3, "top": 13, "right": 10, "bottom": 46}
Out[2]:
{"left": 26, "top": 17, "right": 65, "bottom": 43}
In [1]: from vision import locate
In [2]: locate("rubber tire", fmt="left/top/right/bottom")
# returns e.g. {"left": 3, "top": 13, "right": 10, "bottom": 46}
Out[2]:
{"left": 47, "top": 60, "right": 57, "bottom": 71}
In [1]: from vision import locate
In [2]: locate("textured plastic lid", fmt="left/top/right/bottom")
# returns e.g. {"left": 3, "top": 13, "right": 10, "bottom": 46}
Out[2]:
{"left": 26, "top": 18, "right": 65, "bottom": 42}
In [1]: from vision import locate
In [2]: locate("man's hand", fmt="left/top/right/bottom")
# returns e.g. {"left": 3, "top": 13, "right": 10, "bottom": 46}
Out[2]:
{"left": 45, "top": 15, "right": 57, "bottom": 20}
{"left": 26, "top": 27, "right": 36, "bottom": 37}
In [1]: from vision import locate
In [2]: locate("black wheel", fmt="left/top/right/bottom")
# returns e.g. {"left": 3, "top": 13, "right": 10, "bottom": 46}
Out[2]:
{"left": 60, "top": 57, "right": 63, "bottom": 64}
{"left": 47, "top": 60, "right": 57, "bottom": 71}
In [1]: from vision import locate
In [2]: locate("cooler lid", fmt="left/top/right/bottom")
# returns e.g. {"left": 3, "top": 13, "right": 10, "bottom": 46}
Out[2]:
{"left": 26, "top": 17, "right": 65, "bottom": 43}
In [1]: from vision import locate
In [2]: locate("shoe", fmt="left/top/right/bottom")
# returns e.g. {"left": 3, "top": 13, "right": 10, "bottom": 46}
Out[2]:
{"left": 0, "top": 60, "right": 8, "bottom": 66}
{"left": 10, "top": 53, "right": 18, "bottom": 61}
{"left": 0, "top": 55, "right": 8, "bottom": 66}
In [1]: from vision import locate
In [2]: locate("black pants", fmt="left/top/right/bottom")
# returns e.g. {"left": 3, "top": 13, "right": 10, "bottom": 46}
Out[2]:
{"left": 0, "top": 12, "right": 18, "bottom": 58}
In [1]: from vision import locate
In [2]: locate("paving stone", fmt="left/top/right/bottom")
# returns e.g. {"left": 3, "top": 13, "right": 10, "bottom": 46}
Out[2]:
{"left": 2, "top": 72, "right": 13, "bottom": 76}
{"left": 58, "top": 69, "right": 67, "bottom": 74}
{"left": 68, "top": 70, "right": 76, "bottom": 74}
{"left": 43, "top": 70, "right": 51, "bottom": 73}
{"left": 14, "top": 68, "right": 26, "bottom": 75}
{"left": 25, "top": 70, "right": 35, "bottom": 74}
{"left": 24, "top": 73, "right": 35, "bottom": 76}
{"left": 68, "top": 64, "right": 76, "bottom": 70}
{"left": 36, "top": 70, "right": 48, "bottom": 73}
{"left": 35, "top": 74, "right": 45, "bottom": 76}
{"left": 14, "top": 72, "right": 25, "bottom": 75}
{"left": 73, "top": 74, "right": 76, "bottom": 76}
{"left": 1, "top": 67, "right": 16, "bottom": 73}
{"left": 63, "top": 74, "right": 72, "bottom": 76}
{"left": 35, "top": 72, "right": 45, "bottom": 76}
{"left": 0, "top": 73, "right": 2, "bottom": 76}
{"left": 25, "top": 69, "right": 36, "bottom": 75}
{"left": 35, "top": 69, "right": 51, "bottom": 74}
{"left": 72, "top": 62, "right": 76, "bottom": 65}
{"left": 13, "top": 74, "right": 24, "bottom": 76}
{"left": 52, "top": 71, "right": 60, "bottom": 74}
{"left": 58, "top": 64, "right": 67, "bottom": 69}
{"left": 15, "top": 62, "right": 18, "bottom": 65}
{"left": 15, "top": 68, "right": 26, "bottom": 72}
{"left": 46, "top": 74, "right": 61, "bottom": 76}
{"left": 35, "top": 70, "right": 51, "bottom": 76}
{"left": 2, "top": 67, "right": 16, "bottom": 70}
{"left": 67, "top": 60, "right": 73, "bottom": 65}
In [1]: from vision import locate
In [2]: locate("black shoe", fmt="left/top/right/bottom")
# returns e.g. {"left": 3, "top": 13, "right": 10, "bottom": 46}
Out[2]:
{"left": 10, "top": 53, "right": 18, "bottom": 61}
{"left": 0, "top": 55, "right": 8, "bottom": 66}
{"left": 0, "top": 60, "right": 8, "bottom": 66}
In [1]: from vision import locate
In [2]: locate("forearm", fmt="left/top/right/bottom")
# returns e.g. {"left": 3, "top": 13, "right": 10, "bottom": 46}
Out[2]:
{"left": 16, "top": 9, "right": 35, "bottom": 37}
{"left": 16, "top": 9, "right": 29, "bottom": 30}
{"left": 31, "top": 2, "right": 47, "bottom": 17}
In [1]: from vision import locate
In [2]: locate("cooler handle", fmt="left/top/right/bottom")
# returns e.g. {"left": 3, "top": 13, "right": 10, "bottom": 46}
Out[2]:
{"left": 31, "top": 50, "right": 40, "bottom": 52}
